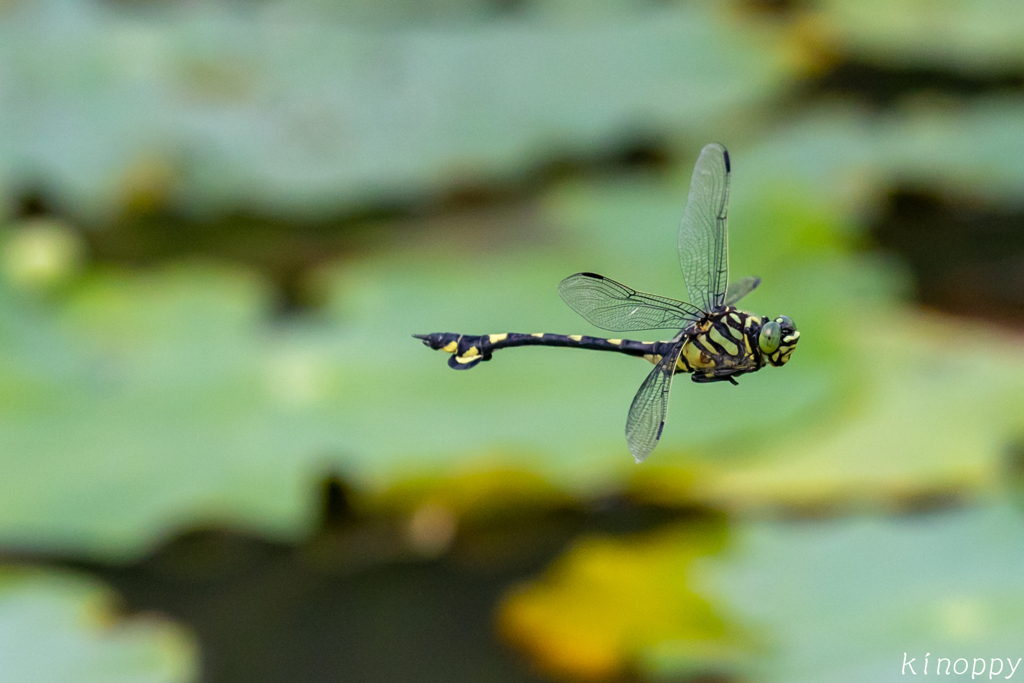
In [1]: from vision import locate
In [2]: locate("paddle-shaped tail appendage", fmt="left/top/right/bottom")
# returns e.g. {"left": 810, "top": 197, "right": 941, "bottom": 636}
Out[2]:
{"left": 414, "top": 333, "right": 490, "bottom": 370}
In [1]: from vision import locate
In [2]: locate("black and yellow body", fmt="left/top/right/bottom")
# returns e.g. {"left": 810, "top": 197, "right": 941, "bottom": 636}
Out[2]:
{"left": 414, "top": 331, "right": 662, "bottom": 371}
{"left": 414, "top": 143, "right": 801, "bottom": 462}
{"left": 415, "top": 306, "right": 799, "bottom": 383}
{"left": 677, "top": 307, "right": 799, "bottom": 382}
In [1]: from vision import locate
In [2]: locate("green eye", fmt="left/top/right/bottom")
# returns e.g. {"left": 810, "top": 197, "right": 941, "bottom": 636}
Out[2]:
{"left": 759, "top": 321, "right": 781, "bottom": 353}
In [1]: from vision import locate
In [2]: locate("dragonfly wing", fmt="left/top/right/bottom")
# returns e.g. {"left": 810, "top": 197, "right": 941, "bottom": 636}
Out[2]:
{"left": 678, "top": 143, "right": 731, "bottom": 313}
{"left": 625, "top": 344, "right": 682, "bottom": 463}
{"left": 559, "top": 273, "right": 703, "bottom": 332}
{"left": 723, "top": 276, "right": 760, "bottom": 306}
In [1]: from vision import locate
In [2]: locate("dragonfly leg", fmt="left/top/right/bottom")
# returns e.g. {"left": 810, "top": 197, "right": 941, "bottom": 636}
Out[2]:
{"left": 691, "top": 372, "right": 742, "bottom": 385}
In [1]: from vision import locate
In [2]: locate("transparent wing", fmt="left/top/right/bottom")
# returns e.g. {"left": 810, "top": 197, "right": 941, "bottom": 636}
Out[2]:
{"left": 625, "top": 344, "right": 682, "bottom": 463}
{"left": 559, "top": 273, "right": 703, "bottom": 332}
{"left": 723, "top": 276, "right": 760, "bottom": 307}
{"left": 678, "top": 143, "right": 731, "bottom": 313}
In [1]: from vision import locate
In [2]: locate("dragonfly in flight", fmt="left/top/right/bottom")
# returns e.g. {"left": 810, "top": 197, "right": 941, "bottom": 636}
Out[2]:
{"left": 415, "top": 143, "right": 800, "bottom": 462}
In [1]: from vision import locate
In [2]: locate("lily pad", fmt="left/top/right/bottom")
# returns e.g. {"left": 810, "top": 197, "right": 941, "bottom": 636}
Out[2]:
{"left": 497, "top": 518, "right": 748, "bottom": 681}
{"left": 692, "top": 503, "right": 1024, "bottom": 683}
{"left": 741, "top": 100, "right": 1024, "bottom": 209}
{"left": 6, "top": 100, "right": 1024, "bottom": 557}
{"left": 0, "top": 566, "right": 197, "bottom": 683}
{"left": 0, "top": 1, "right": 796, "bottom": 221}
{"left": 808, "top": 0, "right": 1024, "bottom": 71}
{"left": 539, "top": 158, "right": 1024, "bottom": 510}
{"left": 498, "top": 504, "right": 1024, "bottom": 682}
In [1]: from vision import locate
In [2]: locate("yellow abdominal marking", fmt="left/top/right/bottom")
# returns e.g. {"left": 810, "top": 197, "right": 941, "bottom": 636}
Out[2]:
{"left": 463, "top": 346, "right": 479, "bottom": 358}
{"left": 569, "top": 335, "right": 583, "bottom": 342}
{"left": 531, "top": 333, "right": 544, "bottom": 338}
{"left": 608, "top": 339, "right": 622, "bottom": 345}
{"left": 643, "top": 354, "right": 663, "bottom": 365}
{"left": 442, "top": 341, "right": 458, "bottom": 353}
{"left": 454, "top": 355, "right": 477, "bottom": 364}
{"left": 709, "top": 328, "right": 739, "bottom": 356}
{"left": 489, "top": 333, "right": 508, "bottom": 343}
{"left": 682, "top": 341, "right": 713, "bottom": 369}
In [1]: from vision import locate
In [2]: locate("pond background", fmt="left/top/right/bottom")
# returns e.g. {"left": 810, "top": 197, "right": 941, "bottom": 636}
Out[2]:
{"left": 2, "top": 1, "right": 1024, "bottom": 682}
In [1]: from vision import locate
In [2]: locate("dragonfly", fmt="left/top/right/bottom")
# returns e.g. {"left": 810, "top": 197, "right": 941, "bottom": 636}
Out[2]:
{"left": 415, "top": 143, "right": 800, "bottom": 462}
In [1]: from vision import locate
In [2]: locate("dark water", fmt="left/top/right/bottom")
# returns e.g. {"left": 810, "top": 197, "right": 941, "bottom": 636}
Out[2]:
{"left": 19, "top": 484, "right": 710, "bottom": 683}
{"left": 871, "top": 189, "right": 1024, "bottom": 324}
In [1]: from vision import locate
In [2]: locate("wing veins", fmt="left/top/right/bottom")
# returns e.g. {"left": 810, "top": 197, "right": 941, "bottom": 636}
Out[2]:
{"left": 678, "top": 143, "right": 731, "bottom": 313}
{"left": 559, "top": 273, "right": 702, "bottom": 332}
{"left": 723, "top": 276, "right": 760, "bottom": 306}
{"left": 625, "top": 344, "right": 681, "bottom": 462}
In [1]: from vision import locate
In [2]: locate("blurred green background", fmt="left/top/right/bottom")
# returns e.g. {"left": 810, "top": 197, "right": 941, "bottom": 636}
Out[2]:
{"left": 2, "top": 0, "right": 1024, "bottom": 681}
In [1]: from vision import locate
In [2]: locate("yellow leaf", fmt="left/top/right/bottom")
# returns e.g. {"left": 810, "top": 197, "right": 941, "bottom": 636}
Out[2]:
{"left": 498, "top": 519, "right": 746, "bottom": 680}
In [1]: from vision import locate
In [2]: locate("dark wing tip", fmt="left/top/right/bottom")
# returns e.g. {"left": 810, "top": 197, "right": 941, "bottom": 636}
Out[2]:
{"left": 722, "top": 148, "right": 730, "bottom": 173}
{"left": 579, "top": 272, "right": 604, "bottom": 279}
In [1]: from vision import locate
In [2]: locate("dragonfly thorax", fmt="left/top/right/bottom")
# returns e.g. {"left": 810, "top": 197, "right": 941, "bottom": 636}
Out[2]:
{"left": 676, "top": 308, "right": 799, "bottom": 382}
{"left": 678, "top": 307, "right": 757, "bottom": 379}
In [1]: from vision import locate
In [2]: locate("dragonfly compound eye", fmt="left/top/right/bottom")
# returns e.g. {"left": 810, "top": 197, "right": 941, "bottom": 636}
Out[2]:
{"left": 758, "top": 321, "right": 781, "bottom": 354}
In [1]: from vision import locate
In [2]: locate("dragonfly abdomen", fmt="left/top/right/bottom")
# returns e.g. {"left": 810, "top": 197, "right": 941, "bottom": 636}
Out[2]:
{"left": 413, "top": 331, "right": 666, "bottom": 370}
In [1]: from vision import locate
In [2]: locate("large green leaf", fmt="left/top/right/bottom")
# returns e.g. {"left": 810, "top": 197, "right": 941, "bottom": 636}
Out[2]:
{"left": 498, "top": 518, "right": 748, "bottom": 681}
{"left": 6, "top": 101, "right": 1024, "bottom": 557}
{"left": 0, "top": 1, "right": 795, "bottom": 221}
{"left": 539, "top": 160, "right": 1024, "bottom": 508}
{"left": 0, "top": 567, "right": 197, "bottom": 683}
{"left": 689, "top": 504, "right": 1024, "bottom": 682}
{"left": 809, "top": 0, "right": 1024, "bottom": 70}
{"left": 741, "top": 100, "right": 1024, "bottom": 208}
{"left": 499, "top": 504, "right": 1024, "bottom": 682}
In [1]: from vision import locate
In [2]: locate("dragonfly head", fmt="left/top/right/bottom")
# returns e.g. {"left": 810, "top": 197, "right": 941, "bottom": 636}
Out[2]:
{"left": 758, "top": 315, "right": 799, "bottom": 367}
